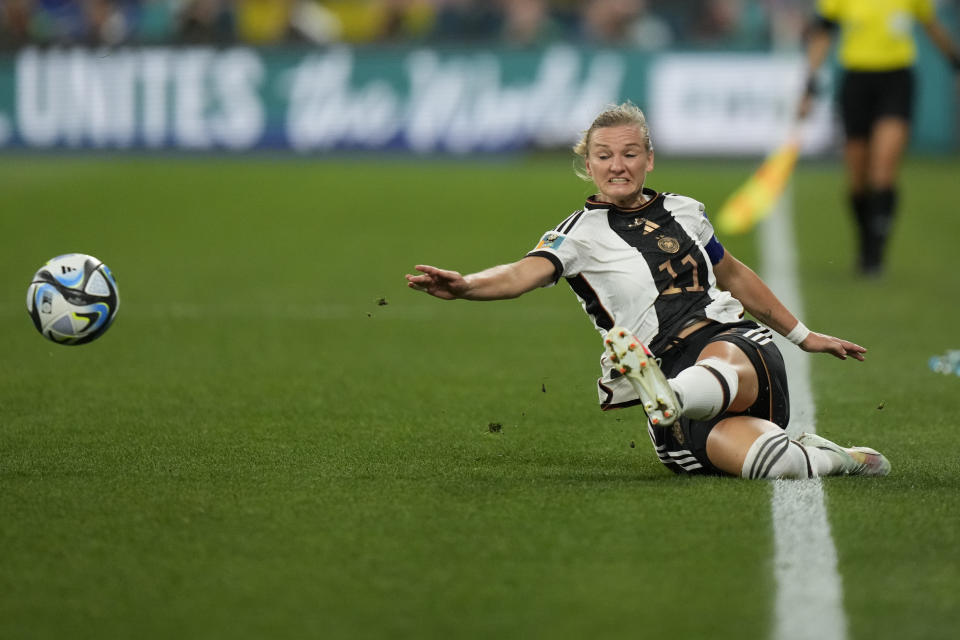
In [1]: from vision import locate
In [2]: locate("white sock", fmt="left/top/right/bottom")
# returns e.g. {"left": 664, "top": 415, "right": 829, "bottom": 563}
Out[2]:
{"left": 741, "top": 431, "right": 815, "bottom": 479}
{"left": 669, "top": 358, "right": 739, "bottom": 420}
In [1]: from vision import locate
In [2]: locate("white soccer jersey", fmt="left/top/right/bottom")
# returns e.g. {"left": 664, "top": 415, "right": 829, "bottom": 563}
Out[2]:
{"left": 527, "top": 188, "right": 745, "bottom": 403}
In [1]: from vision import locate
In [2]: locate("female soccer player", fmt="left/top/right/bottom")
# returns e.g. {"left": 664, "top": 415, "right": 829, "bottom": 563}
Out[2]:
{"left": 799, "top": 0, "right": 960, "bottom": 276}
{"left": 406, "top": 102, "right": 890, "bottom": 480}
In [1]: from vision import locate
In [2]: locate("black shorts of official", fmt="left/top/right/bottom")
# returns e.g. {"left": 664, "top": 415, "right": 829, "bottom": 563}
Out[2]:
{"left": 652, "top": 320, "right": 790, "bottom": 476}
{"left": 839, "top": 68, "right": 914, "bottom": 139}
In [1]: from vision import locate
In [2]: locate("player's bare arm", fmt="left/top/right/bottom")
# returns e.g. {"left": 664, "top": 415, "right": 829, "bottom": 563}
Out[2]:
{"left": 921, "top": 19, "right": 960, "bottom": 71}
{"left": 713, "top": 252, "right": 866, "bottom": 361}
{"left": 406, "top": 256, "right": 555, "bottom": 301}
{"left": 798, "top": 20, "right": 835, "bottom": 119}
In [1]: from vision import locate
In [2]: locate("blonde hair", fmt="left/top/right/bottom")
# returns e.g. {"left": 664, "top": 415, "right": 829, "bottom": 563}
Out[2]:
{"left": 572, "top": 102, "right": 653, "bottom": 181}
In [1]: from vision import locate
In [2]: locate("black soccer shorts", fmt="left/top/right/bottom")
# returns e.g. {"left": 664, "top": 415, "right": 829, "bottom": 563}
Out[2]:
{"left": 839, "top": 68, "right": 914, "bottom": 139}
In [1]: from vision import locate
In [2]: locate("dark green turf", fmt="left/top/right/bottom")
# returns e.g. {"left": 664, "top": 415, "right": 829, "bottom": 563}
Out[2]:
{"left": 794, "top": 158, "right": 960, "bottom": 640}
{"left": 1, "top": 154, "right": 957, "bottom": 639}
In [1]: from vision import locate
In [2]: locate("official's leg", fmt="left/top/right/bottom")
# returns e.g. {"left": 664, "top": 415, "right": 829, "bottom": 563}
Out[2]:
{"left": 868, "top": 117, "right": 909, "bottom": 189}
{"left": 868, "top": 68, "right": 913, "bottom": 192}
{"left": 840, "top": 70, "right": 876, "bottom": 273}
{"left": 844, "top": 138, "right": 870, "bottom": 195}
{"left": 849, "top": 190, "right": 869, "bottom": 265}
{"left": 861, "top": 116, "right": 910, "bottom": 274}
{"left": 844, "top": 138, "right": 872, "bottom": 271}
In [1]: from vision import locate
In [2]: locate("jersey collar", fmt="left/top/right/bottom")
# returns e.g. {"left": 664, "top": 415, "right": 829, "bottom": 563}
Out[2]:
{"left": 585, "top": 187, "right": 660, "bottom": 213}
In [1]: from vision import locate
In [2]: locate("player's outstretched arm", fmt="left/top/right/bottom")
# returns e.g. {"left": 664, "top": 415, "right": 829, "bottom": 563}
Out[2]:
{"left": 406, "top": 256, "right": 556, "bottom": 301}
{"left": 713, "top": 252, "right": 866, "bottom": 361}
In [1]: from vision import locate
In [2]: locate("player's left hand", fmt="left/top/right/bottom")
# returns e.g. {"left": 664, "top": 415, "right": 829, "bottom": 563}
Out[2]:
{"left": 799, "top": 332, "right": 866, "bottom": 361}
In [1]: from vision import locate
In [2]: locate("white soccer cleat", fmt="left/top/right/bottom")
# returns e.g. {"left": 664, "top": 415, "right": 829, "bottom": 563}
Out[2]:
{"left": 605, "top": 326, "right": 679, "bottom": 427}
{"left": 797, "top": 432, "right": 891, "bottom": 477}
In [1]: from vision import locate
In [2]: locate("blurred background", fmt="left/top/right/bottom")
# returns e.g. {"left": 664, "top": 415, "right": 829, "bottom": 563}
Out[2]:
{"left": 0, "top": 0, "right": 804, "bottom": 49}
{"left": 0, "top": 0, "right": 956, "bottom": 156}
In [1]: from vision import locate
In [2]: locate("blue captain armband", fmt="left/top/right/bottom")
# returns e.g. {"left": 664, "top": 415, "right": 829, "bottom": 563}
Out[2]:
{"left": 705, "top": 235, "right": 725, "bottom": 265}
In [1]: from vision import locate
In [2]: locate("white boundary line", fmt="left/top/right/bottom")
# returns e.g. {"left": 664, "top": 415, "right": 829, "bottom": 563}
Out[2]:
{"left": 759, "top": 191, "right": 847, "bottom": 640}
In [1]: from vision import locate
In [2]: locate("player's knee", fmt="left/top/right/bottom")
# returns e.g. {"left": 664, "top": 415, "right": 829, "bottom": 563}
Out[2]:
{"left": 741, "top": 430, "right": 814, "bottom": 480}
{"left": 697, "top": 357, "right": 740, "bottom": 399}
{"left": 670, "top": 357, "right": 740, "bottom": 421}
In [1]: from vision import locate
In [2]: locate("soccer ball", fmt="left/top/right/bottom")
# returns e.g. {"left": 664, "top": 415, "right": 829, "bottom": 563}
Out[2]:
{"left": 26, "top": 253, "right": 120, "bottom": 345}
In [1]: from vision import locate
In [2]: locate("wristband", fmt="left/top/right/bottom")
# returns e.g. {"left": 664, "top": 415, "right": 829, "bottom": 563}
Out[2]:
{"left": 785, "top": 321, "right": 811, "bottom": 345}
{"left": 804, "top": 75, "right": 819, "bottom": 96}
{"left": 952, "top": 54, "right": 960, "bottom": 72}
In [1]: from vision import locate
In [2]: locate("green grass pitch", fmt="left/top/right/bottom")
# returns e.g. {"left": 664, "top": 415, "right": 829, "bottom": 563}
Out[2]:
{"left": 1, "top": 153, "right": 958, "bottom": 639}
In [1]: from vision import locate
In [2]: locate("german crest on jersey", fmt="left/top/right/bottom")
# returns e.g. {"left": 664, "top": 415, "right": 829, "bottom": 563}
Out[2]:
{"left": 658, "top": 236, "right": 681, "bottom": 253}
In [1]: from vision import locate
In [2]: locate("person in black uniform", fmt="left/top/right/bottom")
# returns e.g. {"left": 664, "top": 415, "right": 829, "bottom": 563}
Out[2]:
{"left": 799, "top": 0, "right": 960, "bottom": 276}
{"left": 407, "top": 102, "right": 890, "bottom": 480}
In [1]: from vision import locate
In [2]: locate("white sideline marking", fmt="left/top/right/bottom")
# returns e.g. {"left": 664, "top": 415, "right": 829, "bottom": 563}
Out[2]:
{"left": 759, "top": 193, "right": 847, "bottom": 640}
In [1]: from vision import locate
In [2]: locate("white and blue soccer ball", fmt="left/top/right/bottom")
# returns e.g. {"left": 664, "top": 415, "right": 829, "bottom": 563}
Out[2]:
{"left": 26, "top": 253, "right": 119, "bottom": 345}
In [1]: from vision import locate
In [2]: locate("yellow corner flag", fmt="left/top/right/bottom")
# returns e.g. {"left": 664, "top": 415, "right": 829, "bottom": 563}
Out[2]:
{"left": 715, "top": 136, "right": 800, "bottom": 236}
